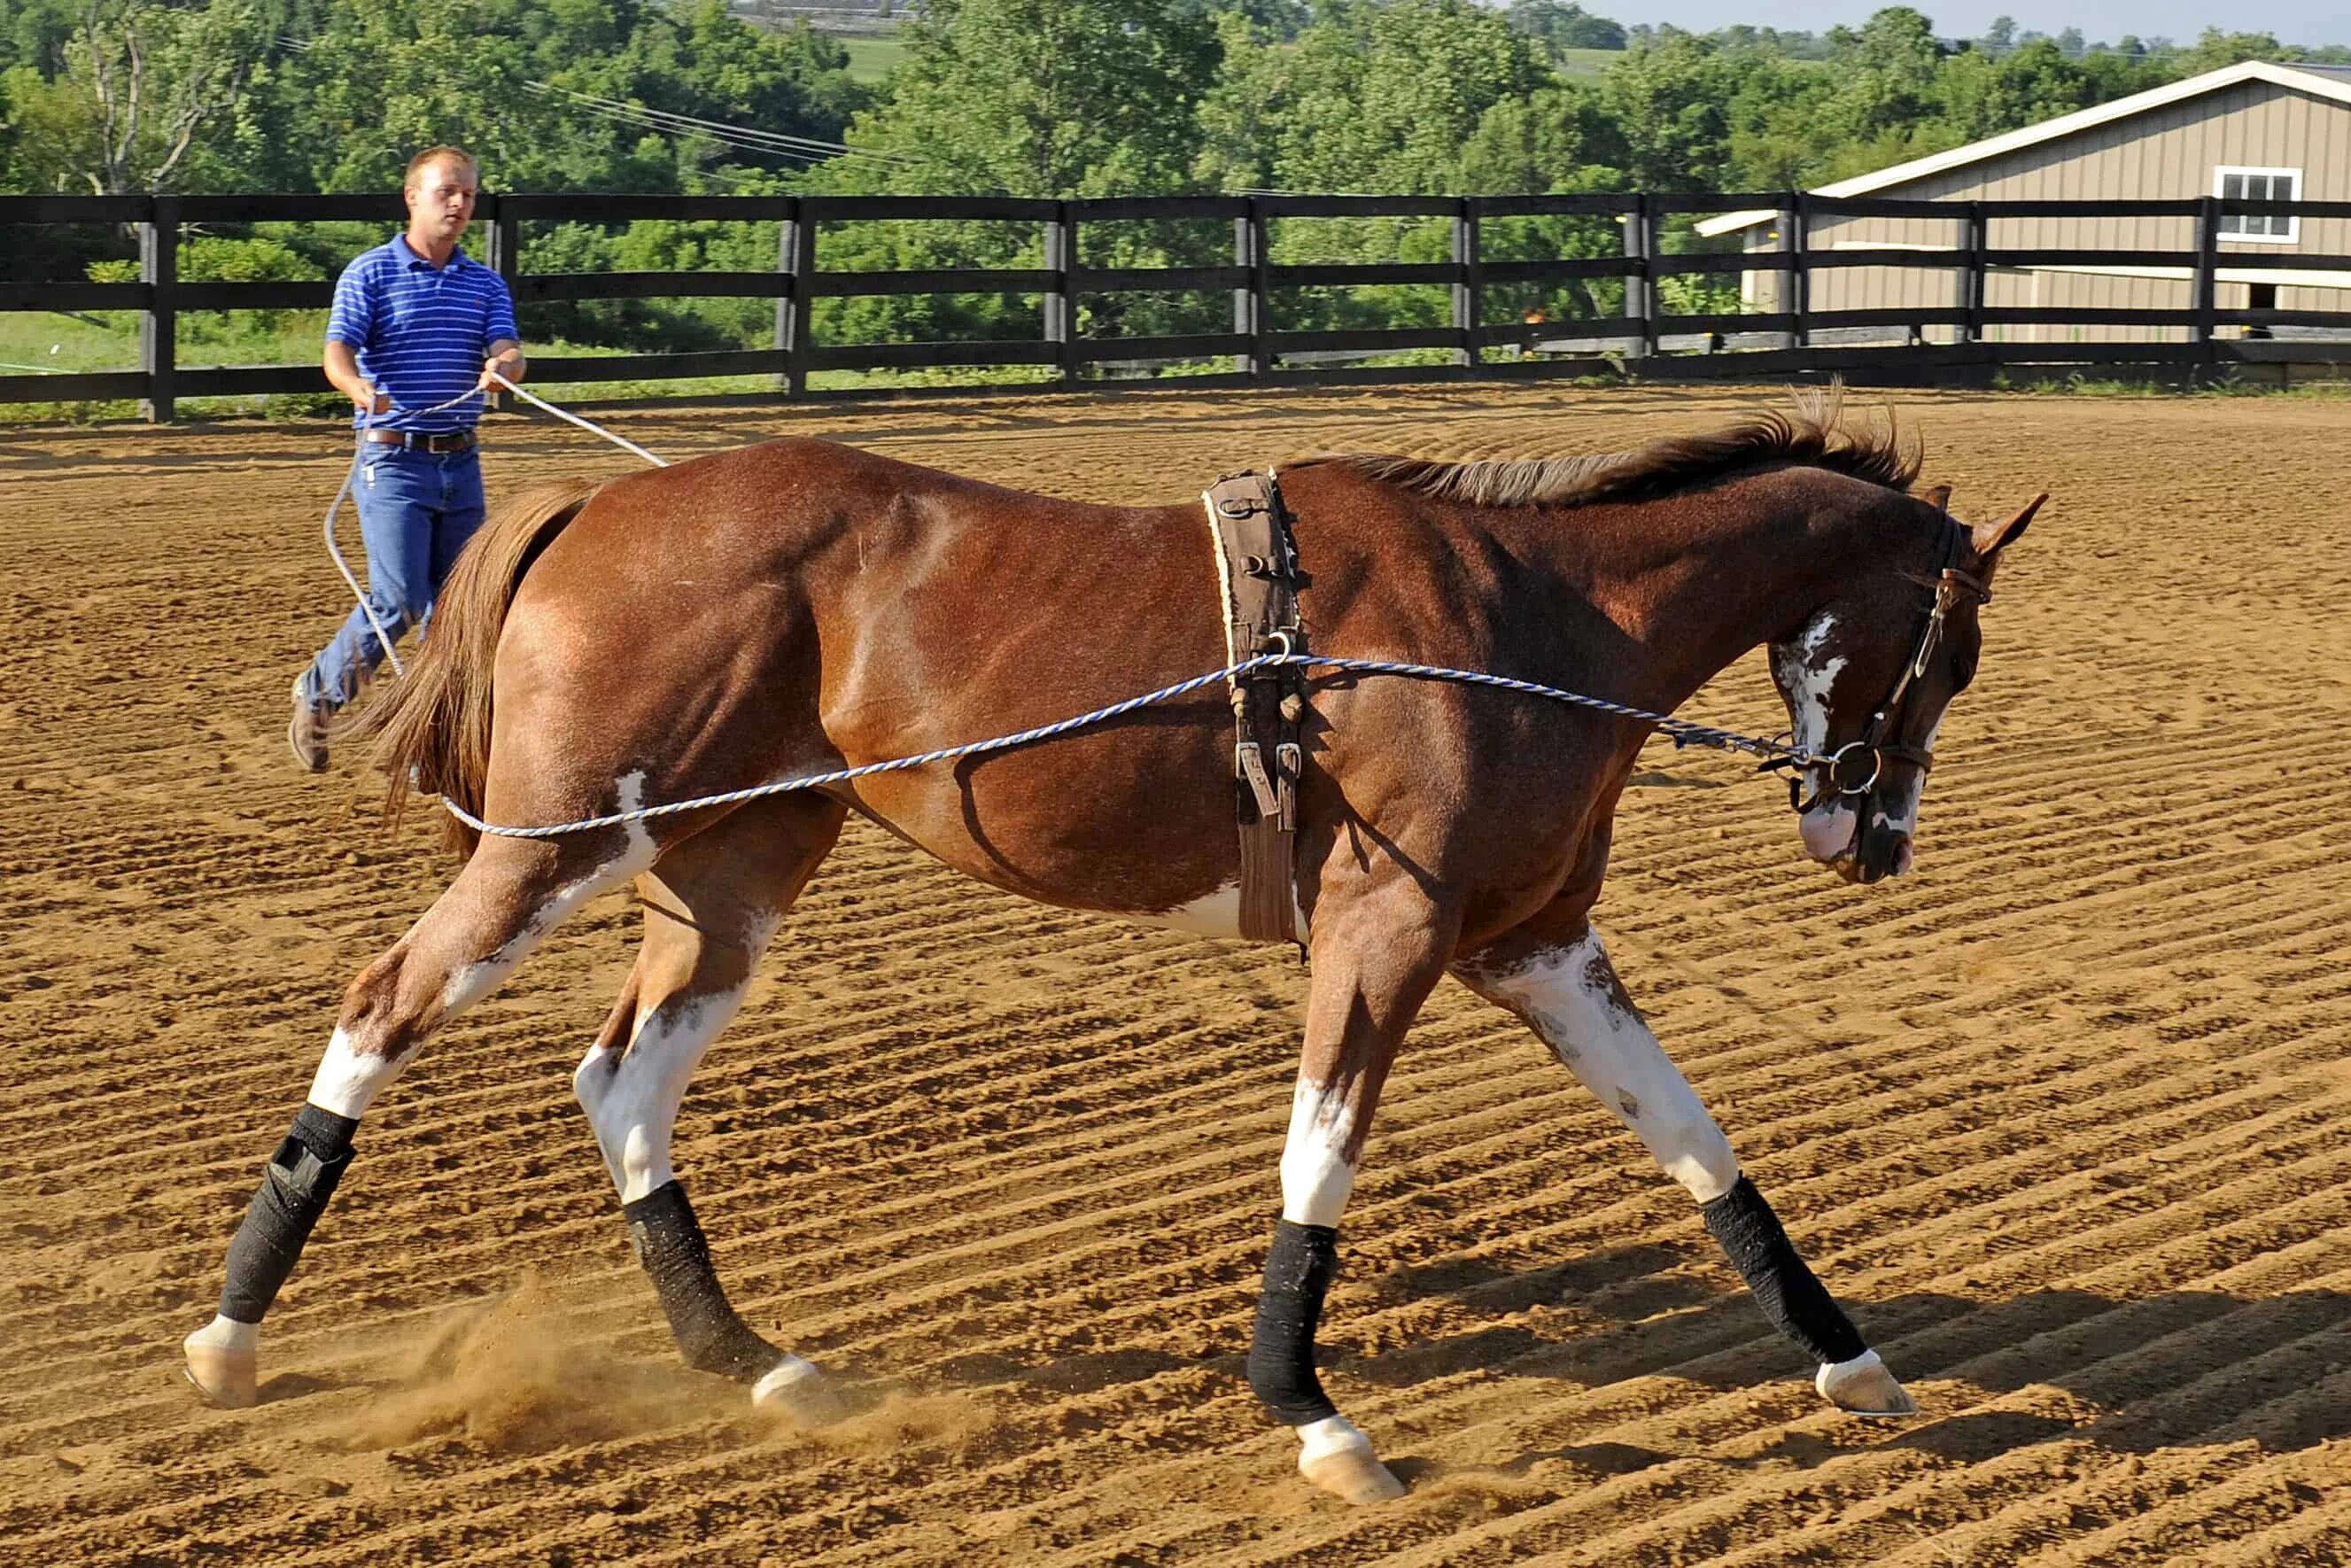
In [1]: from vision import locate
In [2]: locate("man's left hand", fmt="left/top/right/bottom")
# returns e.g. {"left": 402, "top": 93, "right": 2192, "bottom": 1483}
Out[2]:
{"left": 478, "top": 351, "right": 525, "bottom": 391}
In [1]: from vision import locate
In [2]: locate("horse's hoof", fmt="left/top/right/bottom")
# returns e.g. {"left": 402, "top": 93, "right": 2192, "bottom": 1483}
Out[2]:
{"left": 1296, "top": 1416, "right": 1408, "bottom": 1504}
{"left": 1817, "top": 1348, "right": 1916, "bottom": 1417}
{"left": 182, "top": 1322, "right": 259, "bottom": 1409}
{"left": 752, "top": 1356, "right": 842, "bottom": 1427}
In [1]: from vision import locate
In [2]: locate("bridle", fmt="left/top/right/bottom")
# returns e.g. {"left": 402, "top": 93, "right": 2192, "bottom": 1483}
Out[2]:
{"left": 1761, "top": 516, "right": 1991, "bottom": 817}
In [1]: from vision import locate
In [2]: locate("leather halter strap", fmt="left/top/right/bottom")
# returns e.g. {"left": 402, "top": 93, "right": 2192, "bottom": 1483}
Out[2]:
{"left": 1786, "top": 524, "right": 1989, "bottom": 815}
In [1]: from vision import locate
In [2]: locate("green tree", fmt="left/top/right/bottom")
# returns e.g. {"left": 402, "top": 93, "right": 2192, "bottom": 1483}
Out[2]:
{"left": 1504, "top": 1, "right": 1626, "bottom": 56}
{"left": 1199, "top": 0, "right": 1546, "bottom": 196}
{"left": 824, "top": 0, "right": 1216, "bottom": 198}
{"left": 1597, "top": 31, "right": 1748, "bottom": 189}
{"left": 14, "top": 0, "right": 270, "bottom": 194}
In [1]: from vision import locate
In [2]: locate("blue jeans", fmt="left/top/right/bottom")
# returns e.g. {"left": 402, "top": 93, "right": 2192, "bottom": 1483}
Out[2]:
{"left": 302, "top": 442, "right": 485, "bottom": 708}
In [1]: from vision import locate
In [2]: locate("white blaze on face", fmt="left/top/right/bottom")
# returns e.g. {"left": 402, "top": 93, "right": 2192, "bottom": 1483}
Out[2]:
{"left": 1773, "top": 611, "right": 1858, "bottom": 865}
{"left": 1279, "top": 1076, "right": 1358, "bottom": 1227}
{"left": 1470, "top": 930, "right": 1738, "bottom": 1203}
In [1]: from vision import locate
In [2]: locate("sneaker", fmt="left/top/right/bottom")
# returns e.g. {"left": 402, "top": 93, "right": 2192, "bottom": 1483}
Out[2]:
{"left": 288, "top": 679, "right": 333, "bottom": 773}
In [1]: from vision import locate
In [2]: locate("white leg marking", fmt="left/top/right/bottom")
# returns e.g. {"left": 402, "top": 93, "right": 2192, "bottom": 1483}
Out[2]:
{"left": 576, "top": 910, "right": 778, "bottom": 1205}
{"left": 1297, "top": 1413, "right": 1373, "bottom": 1463}
{"left": 306, "top": 1026, "right": 415, "bottom": 1120}
{"left": 188, "top": 1312, "right": 260, "bottom": 1350}
{"left": 751, "top": 1355, "right": 825, "bottom": 1404}
{"left": 1474, "top": 930, "right": 1739, "bottom": 1203}
{"left": 576, "top": 979, "right": 750, "bottom": 1204}
{"left": 1279, "top": 1075, "right": 1357, "bottom": 1227}
{"left": 439, "top": 770, "right": 663, "bottom": 1012}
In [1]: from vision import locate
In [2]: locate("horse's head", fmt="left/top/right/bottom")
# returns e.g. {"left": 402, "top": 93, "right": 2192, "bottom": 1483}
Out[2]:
{"left": 1767, "top": 488, "right": 2044, "bottom": 884}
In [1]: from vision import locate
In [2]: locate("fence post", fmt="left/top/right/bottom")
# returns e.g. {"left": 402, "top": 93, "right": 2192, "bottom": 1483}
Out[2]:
{"left": 1772, "top": 191, "right": 1799, "bottom": 350}
{"left": 1452, "top": 197, "right": 1481, "bottom": 369}
{"left": 485, "top": 196, "right": 518, "bottom": 413}
{"left": 779, "top": 199, "right": 812, "bottom": 398}
{"left": 1961, "top": 200, "right": 1987, "bottom": 345}
{"left": 1622, "top": 192, "right": 1653, "bottom": 360}
{"left": 1044, "top": 201, "right": 1078, "bottom": 387}
{"left": 1235, "top": 197, "right": 1270, "bottom": 378}
{"left": 139, "top": 196, "right": 176, "bottom": 423}
{"left": 1789, "top": 192, "right": 1812, "bottom": 354}
{"left": 2192, "top": 194, "right": 2221, "bottom": 361}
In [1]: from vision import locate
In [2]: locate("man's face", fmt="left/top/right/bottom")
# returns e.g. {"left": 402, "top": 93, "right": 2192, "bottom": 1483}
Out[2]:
{"left": 405, "top": 159, "right": 477, "bottom": 245}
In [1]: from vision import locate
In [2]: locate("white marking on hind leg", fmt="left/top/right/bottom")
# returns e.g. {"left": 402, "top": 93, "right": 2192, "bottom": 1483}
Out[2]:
{"left": 1279, "top": 1075, "right": 1356, "bottom": 1227}
{"left": 1470, "top": 929, "right": 1739, "bottom": 1203}
{"left": 439, "top": 770, "right": 663, "bottom": 1013}
{"left": 575, "top": 912, "right": 779, "bottom": 1204}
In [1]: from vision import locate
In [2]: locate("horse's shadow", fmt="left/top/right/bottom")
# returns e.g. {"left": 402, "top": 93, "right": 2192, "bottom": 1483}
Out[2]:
{"left": 950, "top": 1243, "right": 2347, "bottom": 1471}
{"left": 1334, "top": 1243, "right": 2348, "bottom": 1462}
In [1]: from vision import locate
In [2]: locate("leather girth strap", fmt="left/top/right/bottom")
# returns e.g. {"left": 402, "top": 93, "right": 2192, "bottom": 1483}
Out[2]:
{"left": 1201, "top": 470, "right": 1308, "bottom": 943}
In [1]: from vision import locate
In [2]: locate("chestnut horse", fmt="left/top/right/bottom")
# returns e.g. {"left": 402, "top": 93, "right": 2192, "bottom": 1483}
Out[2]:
{"left": 186, "top": 398, "right": 2041, "bottom": 1503}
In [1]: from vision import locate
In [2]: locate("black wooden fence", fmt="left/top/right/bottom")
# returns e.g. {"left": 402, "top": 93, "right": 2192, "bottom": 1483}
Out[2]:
{"left": 4, "top": 190, "right": 2348, "bottom": 419}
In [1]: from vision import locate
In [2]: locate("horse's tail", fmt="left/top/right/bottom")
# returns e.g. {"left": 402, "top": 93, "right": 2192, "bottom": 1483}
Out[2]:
{"left": 346, "top": 476, "right": 604, "bottom": 856}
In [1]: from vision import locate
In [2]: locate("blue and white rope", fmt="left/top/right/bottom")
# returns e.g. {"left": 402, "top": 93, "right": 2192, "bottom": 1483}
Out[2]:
{"left": 439, "top": 652, "right": 1829, "bottom": 841}
{"left": 326, "top": 382, "right": 1820, "bottom": 842}
{"left": 324, "top": 375, "right": 665, "bottom": 678}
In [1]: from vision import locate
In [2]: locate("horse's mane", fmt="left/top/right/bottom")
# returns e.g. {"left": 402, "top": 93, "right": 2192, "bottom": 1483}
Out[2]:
{"left": 1310, "top": 387, "right": 1922, "bottom": 508}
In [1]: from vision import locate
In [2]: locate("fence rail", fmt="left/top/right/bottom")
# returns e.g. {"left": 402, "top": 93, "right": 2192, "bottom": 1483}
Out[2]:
{"left": 4, "top": 190, "right": 2349, "bottom": 418}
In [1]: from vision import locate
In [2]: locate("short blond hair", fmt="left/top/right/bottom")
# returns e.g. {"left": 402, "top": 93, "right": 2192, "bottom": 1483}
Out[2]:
{"left": 404, "top": 145, "right": 478, "bottom": 190}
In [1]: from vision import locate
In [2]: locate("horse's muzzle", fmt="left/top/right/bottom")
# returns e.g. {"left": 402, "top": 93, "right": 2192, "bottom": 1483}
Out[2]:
{"left": 1850, "top": 815, "right": 1913, "bottom": 883}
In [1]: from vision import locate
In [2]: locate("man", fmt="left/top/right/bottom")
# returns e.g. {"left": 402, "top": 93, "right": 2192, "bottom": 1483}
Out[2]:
{"left": 290, "top": 144, "right": 526, "bottom": 772}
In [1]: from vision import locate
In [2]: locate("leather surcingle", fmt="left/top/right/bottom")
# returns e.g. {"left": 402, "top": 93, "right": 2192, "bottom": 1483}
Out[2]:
{"left": 1200, "top": 470, "right": 1308, "bottom": 943}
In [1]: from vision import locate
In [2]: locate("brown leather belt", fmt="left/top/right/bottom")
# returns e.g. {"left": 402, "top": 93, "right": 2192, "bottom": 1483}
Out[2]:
{"left": 361, "top": 429, "right": 477, "bottom": 453}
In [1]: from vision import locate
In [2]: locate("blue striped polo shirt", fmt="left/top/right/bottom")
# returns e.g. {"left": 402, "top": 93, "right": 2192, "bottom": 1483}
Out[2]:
{"left": 326, "top": 235, "right": 519, "bottom": 433}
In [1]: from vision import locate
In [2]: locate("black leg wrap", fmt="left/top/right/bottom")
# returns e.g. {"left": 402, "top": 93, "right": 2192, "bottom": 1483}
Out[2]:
{"left": 1246, "top": 1218, "right": 1342, "bottom": 1426}
{"left": 1701, "top": 1176, "right": 1866, "bottom": 1365}
{"left": 217, "top": 1106, "right": 359, "bottom": 1323}
{"left": 622, "top": 1180, "right": 787, "bottom": 1383}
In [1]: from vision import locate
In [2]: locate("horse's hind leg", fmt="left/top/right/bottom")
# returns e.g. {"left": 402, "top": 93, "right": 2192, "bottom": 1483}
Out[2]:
{"left": 572, "top": 794, "right": 845, "bottom": 1420}
{"left": 1454, "top": 920, "right": 1916, "bottom": 1417}
{"left": 184, "top": 828, "right": 656, "bottom": 1406}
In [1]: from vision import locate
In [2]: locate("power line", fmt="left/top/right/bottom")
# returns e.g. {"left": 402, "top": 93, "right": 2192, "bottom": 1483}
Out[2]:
{"left": 274, "top": 35, "right": 910, "bottom": 171}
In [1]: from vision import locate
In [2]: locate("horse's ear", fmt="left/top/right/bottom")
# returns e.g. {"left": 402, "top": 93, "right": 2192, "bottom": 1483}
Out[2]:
{"left": 1920, "top": 484, "right": 1952, "bottom": 514}
{"left": 1971, "top": 493, "right": 2046, "bottom": 561}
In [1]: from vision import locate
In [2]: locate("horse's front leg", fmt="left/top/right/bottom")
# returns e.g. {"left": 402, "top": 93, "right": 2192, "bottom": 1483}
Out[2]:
{"left": 1455, "top": 921, "right": 1915, "bottom": 1417}
{"left": 1250, "top": 881, "right": 1456, "bottom": 1504}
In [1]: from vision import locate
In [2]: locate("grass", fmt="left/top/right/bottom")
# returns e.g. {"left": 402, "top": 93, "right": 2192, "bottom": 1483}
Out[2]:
{"left": 839, "top": 33, "right": 906, "bottom": 84}
{"left": 1990, "top": 368, "right": 2351, "bottom": 399}
{"left": 12, "top": 307, "right": 2349, "bottom": 422}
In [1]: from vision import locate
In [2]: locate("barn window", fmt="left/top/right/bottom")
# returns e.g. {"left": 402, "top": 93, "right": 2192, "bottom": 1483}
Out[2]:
{"left": 2215, "top": 167, "right": 2301, "bottom": 242}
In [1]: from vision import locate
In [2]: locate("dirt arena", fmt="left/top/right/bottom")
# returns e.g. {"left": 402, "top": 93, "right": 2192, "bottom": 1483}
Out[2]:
{"left": 2, "top": 384, "right": 2347, "bottom": 1565}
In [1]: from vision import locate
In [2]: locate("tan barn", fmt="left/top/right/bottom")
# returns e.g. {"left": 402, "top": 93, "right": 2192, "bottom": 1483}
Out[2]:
{"left": 1699, "top": 59, "right": 2351, "bottom": 344}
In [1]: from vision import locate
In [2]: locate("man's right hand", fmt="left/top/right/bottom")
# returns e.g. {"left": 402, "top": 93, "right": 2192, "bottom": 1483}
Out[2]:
{"left": 351, "top": 383, "right": 392, "bottom": 416}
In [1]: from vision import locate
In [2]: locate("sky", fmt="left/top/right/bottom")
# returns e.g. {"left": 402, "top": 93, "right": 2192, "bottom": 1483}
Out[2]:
{"left": 1630, "top": 0, "right": 2346, "bottom": 47}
